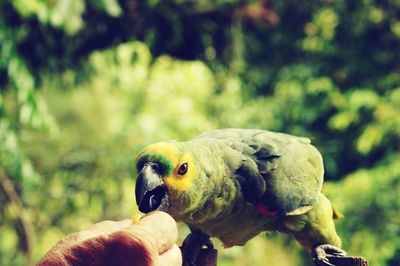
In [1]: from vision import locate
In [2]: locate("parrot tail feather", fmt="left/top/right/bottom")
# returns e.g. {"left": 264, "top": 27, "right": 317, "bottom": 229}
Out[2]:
{"left": 332, "top": 206, "right": 344, "bottom": 220}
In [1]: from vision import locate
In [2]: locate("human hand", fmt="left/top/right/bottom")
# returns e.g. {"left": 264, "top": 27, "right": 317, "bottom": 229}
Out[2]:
{"left": 37, "top": 211, "right": 182, "bottom": 266}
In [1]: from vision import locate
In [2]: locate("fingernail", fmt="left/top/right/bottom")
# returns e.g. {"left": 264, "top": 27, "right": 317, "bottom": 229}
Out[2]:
{"left": 131, "top": 214, "right": 142, "bottom": 223}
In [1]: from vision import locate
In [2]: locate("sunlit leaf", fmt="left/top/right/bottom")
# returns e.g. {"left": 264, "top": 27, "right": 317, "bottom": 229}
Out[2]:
{"left": 348, "top": 89, "right": 380, "bottom": 110}
{"left": 356, "top": 124, "right": 384, "bottom": 154}
{"left": 328, "top": 111, "right": 358, "bottom": 131}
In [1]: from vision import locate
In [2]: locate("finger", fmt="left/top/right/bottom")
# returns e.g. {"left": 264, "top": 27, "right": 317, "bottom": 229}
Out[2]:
{"left": 123, "top": 211, "right": 178, "bottom": 255}
{"left": 78, "top": 219, "right": 133, "bottom": 241}
{"left": 157, "top": 244, "right": 182, "bottom": 266}
{"left": 137, "top": 211, "right": 178, "bottom": 253}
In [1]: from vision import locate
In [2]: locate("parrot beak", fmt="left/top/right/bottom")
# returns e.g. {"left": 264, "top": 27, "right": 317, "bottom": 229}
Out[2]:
{"left": 135, "top": 163, "right": 168, "bottom": 213}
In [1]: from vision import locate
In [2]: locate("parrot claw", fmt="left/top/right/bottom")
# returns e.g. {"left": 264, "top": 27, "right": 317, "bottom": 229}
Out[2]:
{"left": 182, "top": 231, "right": 213, "bottom": 266}
{"left": 312, "top": 244, "right": 347, "bottom": 266}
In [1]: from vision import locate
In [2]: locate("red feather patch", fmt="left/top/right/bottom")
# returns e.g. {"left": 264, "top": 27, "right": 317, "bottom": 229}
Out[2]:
{"left": 255, "top": 204, "right": 278, "bottom": 217}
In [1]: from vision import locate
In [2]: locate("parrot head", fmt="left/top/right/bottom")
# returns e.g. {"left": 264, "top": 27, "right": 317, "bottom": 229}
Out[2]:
{"left": 134, "top": 142, "right": 200, "bottom": 216}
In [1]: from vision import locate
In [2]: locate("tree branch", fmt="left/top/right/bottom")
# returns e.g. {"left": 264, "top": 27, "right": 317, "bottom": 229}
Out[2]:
{"left": 0, "top": 168, "right": 34, "bottom": 266}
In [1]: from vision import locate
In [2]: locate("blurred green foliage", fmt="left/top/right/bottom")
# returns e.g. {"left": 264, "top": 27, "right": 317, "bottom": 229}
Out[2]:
{"left": 1, "top": 0, "right": 400, "bottom": 265}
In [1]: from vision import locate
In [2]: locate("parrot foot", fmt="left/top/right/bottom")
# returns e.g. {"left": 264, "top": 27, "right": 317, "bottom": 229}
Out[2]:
{"left": 181, "top": 231, "right": 213, "bottom": 266}
{"left": 312, "top": 244, "right": 347, "bottom": 266}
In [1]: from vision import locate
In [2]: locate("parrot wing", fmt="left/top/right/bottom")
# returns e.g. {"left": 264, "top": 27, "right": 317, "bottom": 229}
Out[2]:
{"left": 196, "top": 129, "right": 324, "bottom": 216}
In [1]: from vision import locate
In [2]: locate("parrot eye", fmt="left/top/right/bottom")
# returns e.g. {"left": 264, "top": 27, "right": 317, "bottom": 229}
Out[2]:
{"left": 177, "top": 162, "right": 188, "bottom": 175}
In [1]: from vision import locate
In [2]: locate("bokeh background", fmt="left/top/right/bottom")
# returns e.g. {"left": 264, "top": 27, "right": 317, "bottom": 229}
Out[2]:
{"left": 1, "top": 0, "right": 400, "bottom": 265}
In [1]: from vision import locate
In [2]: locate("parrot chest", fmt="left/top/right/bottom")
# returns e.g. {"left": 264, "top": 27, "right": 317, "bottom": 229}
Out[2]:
{"left": 187, "top": 197, "right": 277, "bottom": 247}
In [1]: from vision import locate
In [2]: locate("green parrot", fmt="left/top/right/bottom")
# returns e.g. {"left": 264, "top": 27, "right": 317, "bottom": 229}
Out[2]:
{"left": 135, "top": 129, "right": 345, "bottom": 265}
